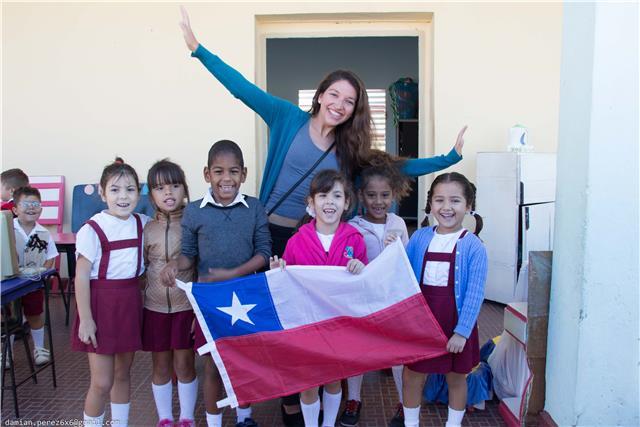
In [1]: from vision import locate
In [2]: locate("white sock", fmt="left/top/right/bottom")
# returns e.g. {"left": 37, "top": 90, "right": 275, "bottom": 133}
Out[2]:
{"left": 403, "top": 405, "right": 420, "bottom": 427}
{"left": 84, "top": 412, "right": 105, "bottom": 425}
{"left": 321, "top": 389, "right": 342, "bottom": 427}
{"left": 31, "top": 327, "right": 45, "bottom": 349}
{"left": 346, "top": 375, "right": 363, "bottom": 401}
{"left": 84, "top": 411, "right": 105, "bottom": 425}
{"left": 152, "top": 380, "right": 173, "bottom": 421}
{"left": 110, "top": 402, "right": 130, "bottom": 426}
{"left": 392, "top": 365, "right": 404, "bottom": 404}
{"left": 236, "top": 406, "right": 252, "bottom": 423}
{"left": 206, "top": 412, "right": 222, "bottom": 427}
{"left": 178, "top": 378, "right": 198, "bottom": 420}
{"left": 300, "top": 398, "right": 320, "bottom": 427}
{"left": 445, "top": 407, "right": 465, "bottom": 427}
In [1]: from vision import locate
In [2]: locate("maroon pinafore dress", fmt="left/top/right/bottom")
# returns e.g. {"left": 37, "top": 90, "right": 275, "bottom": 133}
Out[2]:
{"left": 408, "top": 229, "right": 480, "bottom": 374}
{"left": 71, "top": 214, "right": 144, "bottom": 354}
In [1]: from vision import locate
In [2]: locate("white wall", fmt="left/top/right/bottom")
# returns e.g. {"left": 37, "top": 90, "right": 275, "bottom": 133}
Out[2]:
{"left": 2, "top": 2, "right": 562, "bottom": 230}
{"left": 545, "top": 2, "right": 639, "bottom": 425}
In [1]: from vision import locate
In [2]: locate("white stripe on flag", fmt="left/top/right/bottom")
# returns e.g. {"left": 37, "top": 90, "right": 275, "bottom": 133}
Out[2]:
{"left": 264, "top": 239, "right": 419, "bottom": 329}
{"left": 177, "top": 279, "right": 239, "bottom": 408}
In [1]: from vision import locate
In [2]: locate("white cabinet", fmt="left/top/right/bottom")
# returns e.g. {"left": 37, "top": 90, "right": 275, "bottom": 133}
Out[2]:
{"left": 476, "top": 152, "right": 556, "bottom": 303}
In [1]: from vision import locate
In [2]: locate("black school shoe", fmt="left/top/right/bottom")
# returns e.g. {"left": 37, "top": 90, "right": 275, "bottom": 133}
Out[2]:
{"left": 236, "top": 417, "right": 258, "bottom": 427}
{"left": 339, "top": 400, "right": 362, "bottom": 427}
{"left": 388, "top": 403, "right": 404, "bottom": 427}
{"left": 281, "top": 404, "right": 305, "bottom": 427}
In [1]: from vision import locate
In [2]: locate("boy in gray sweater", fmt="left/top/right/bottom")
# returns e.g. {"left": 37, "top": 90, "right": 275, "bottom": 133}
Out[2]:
{"left": 161, "top": 139, "right": 271, "bottom": 427}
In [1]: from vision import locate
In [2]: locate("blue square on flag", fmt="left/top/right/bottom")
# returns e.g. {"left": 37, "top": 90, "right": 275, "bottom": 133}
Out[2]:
{"left": 191, "top": 273, "right": 283, "bottom": 339}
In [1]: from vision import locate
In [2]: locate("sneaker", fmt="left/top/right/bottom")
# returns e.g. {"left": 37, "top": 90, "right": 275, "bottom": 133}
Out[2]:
{"left": 388, "top": 403, "right": 404, "bottom": 427}
{"left": 174, "top": 419, "right": 193, "bottom": 427}
{"left": 155, "top": 419, "right": 173, "bottom": 427}
{"left": 281, "top": 404, "right": 304, "bottom": 427}
{"left": 33, "top": 346, "right": 50, "bottom": 365}
{"left": 339, "top": 400, "right": 362, "bottom": 427}
{"left": 236, "top": 417, "right": 258, "bottom": 427}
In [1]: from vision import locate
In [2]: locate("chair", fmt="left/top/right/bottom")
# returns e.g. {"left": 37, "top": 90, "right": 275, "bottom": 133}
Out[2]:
{"left": 27, "top": 176, "right": 65, "bottom": 233}
{"left": 27, "top": 176, "right": 67, "bottom": 298}
{"left": 1, "top": 303, "right": 37, "bottom": 417}
{"left": 1, "top": 271, "right": 59, "bottom": 417}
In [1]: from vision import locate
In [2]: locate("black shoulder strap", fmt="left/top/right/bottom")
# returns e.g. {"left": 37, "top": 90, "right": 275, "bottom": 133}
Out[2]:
{"left": 267, "top": 141, "right": 336, "bottom": 216}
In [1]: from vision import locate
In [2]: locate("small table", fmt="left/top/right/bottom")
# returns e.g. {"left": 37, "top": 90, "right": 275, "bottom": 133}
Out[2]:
{"left": 52, "top": 232, "right": 76, "bottom": 325}
{"left": 1, "top": 269, "right": 58, "bottom": 418}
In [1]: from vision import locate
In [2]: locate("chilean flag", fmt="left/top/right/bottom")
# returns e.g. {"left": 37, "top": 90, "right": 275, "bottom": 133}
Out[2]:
{"left": 177, "top": 240, "right": 448, "bottom": 408}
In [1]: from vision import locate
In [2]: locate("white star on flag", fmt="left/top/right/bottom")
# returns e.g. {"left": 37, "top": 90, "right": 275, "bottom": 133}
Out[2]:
{"left": 216, "top": 292, "right": 257, "bottom": 326}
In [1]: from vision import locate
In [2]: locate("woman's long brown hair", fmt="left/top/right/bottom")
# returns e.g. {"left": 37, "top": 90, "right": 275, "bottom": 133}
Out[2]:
{"left": 310, "top": 70, "right": 373, "bottom": 181}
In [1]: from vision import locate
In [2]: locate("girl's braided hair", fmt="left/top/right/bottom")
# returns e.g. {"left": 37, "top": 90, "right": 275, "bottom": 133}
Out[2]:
{"left": 420, "top": 172, "right": 478, "bottom": 228}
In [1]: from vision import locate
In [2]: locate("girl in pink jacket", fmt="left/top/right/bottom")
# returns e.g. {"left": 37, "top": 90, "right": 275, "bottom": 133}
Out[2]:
{"left": 270, "top": 169, "right": 367, "bottom": 427}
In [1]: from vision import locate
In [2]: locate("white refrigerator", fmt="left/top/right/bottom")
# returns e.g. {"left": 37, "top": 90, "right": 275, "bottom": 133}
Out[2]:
{"left": 476, "top": 152, "right": 556, "bottom": 304}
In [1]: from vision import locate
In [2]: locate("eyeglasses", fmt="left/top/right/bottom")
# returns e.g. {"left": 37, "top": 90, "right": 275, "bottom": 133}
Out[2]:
{"left": 18, "top": 201, "right": 42, "bottom": 209}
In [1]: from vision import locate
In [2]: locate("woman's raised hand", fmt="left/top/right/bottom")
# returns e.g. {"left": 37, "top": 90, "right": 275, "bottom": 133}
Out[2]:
{"left": 179, "top": 6, "right": 199, "bottom": 52}
{"left": 454, "top": 125, "right": 467, "bottom": 156}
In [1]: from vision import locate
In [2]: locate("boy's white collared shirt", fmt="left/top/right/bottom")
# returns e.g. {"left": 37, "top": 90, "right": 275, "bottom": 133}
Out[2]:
{"left": 199, "top": 189, "right": 249, "bottom": 209}
{"left": 13, "top": 218, "right": 59, "bottom": 264}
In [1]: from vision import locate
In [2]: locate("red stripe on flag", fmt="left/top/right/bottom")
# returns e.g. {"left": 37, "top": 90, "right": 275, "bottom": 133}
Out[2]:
{"left": 215, "top": 293, "right": 448, "bottom": 405}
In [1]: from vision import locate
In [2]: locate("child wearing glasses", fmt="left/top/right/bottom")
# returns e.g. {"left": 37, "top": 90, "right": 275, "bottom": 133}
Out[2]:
{"left": 12, "top": 186, "right": 59, "bottom": 365}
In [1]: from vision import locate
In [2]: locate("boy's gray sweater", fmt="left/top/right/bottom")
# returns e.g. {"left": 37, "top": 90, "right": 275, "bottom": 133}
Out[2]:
{"left": 181, "top": 195, "right": 271, "bottom": 279}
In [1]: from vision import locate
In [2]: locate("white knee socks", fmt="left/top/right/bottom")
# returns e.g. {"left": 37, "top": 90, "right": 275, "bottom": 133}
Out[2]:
{"left": 346, "top": 375, "right": 363, "bottom": 401}
{"left": 392, "top": 365, "right": 404, "bottom": 404}
{"left": 110, "top": 402, "right": 130, "bottom": 426}
{"left": 322, "top": 389, "right": 342, "bottom": 427}
{"left": 83, "top": 412, "right": 105, "bottom": 426}
{"left": 178, "top": 378, "right": 198, "bottom": 420}
{"left": 236, "top": 406, "right": 252, "bottom": 423}
{"left": 31, "top": 327, "right": 45, "bottom": 349}
{"left": 300, "top": 398, "right": 320, "bottom": 427}
{"left": 206, "top": 412, "right": 222, "bottom": 427}
{"left": 445, "top": 407, "right": 465, "bottom": 427}
{"left": 403, "top": 405, "right": 420, "bottom": 427}
{"left": 152, "top": 380, "right": 173, "bottom": 421}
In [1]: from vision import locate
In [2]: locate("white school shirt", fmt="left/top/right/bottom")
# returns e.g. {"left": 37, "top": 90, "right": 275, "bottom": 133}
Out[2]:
{"left": 13, "top": 219, "right": 59, "bottom": 267}
{"left": 75, "top": 211, "right": 150, "bottom": 280}
{"left": 316, "top": 232, "right": 335, "bottom": 252}
{"left": 423, "top": 228, "right": 467, "bottom": 287}
{"left": 199, "top": 189, "right": 249, "bottom": 209}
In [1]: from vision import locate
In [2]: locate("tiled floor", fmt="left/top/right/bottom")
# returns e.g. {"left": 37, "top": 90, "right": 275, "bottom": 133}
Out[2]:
{"left": 2, "top": 294, "right": 509, "bottom": 426}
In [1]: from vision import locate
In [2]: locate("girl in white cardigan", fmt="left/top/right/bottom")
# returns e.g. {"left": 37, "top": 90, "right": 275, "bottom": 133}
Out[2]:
{"left": 343, "top": 161, "right": 412, "bottom": 427}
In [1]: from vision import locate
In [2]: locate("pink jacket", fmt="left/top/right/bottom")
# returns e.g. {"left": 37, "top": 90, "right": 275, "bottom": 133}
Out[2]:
{"left": 283, "top": 220, "right": 368, "bottom": 267}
